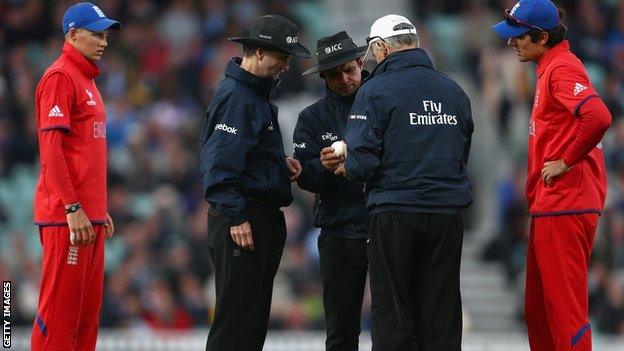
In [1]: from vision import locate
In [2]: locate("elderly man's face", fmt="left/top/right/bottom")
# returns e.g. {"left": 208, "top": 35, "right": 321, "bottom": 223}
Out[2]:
{"left": 322, "top": 59, "right": 363, "bottom": 97}
{"left": 258, "top": 49, "right": 291, "bottom": 79}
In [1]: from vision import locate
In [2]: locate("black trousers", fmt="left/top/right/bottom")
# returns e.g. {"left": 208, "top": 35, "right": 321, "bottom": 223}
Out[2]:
{"left": 318, "top": 233, "right": 368, "bottom": 351}
{"left": 368, "top": 212, "right": 463, "bottom": 351}
{"left": 205, "top": 203, "right": 286, "bottom": 351}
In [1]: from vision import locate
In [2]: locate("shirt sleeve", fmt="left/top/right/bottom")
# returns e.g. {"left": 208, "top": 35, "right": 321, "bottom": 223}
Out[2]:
{"left": 562, "top": 97, "right": 612, "bottom": 166}
{"left": 550, "top": 64, "right": 599, "bottom": 116}
{"left": 344, "top": 89, "right": 383, "bottom": 182}
{"left": 293, "top": 111, "right": 345, "bottom": 193}
{"left": 200, "top": 95, "right": 262, "bottom": 226}
{"left": 37, "top": 72, "right": 73, "bottom": 132}
{"left": 39, "top": 129, "right": 79, "bottom": 205}
{"left": 550, "top": 65, "right": 612, "bottom": 166}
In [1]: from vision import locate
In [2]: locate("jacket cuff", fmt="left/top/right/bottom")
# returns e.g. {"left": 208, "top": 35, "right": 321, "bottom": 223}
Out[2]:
{"left": 229, "top": 213, "right": 248, "bottom": 226}
{"left": 561, "top": 154, "right": 576, "bottom": 168}
{"left": 63, "top": 198, "right": 80, "bottom": 207}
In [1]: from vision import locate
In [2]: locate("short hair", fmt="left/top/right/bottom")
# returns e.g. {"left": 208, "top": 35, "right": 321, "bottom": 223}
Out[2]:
{"left": 526, "top": 9, "right": 567, "bottom": 48}
{"left": 243, "top": 44, "right": 289, "bottom": 58}
{"left": 242, "top": 44, "right": 258, "bottom": 57}
{"left": 383, "top": 23, "right": 419, "bottom": 48}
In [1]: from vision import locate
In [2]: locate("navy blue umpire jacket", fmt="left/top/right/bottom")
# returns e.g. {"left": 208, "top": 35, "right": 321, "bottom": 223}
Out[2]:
{"left": 200, "top": 58, "right": 293, "bottom": 225}
{"left": 293, "top": 85, "right": 368, "bottom": 239}
{"left": 344, "top": 48, "right": 474, "bottom": 214}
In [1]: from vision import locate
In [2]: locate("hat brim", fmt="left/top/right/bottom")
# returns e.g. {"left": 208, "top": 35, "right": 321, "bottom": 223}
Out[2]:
{"left": 492, "top": 20, "right": 529, "bottom": 40}
{"left": 302, "top": 46, "right": 367, "bottom": 76}
{"left": 83, "top": 18, "right": 122, "bottom": 32}
{"left": 228, "top": 37, "right": 311, "bottom": 58}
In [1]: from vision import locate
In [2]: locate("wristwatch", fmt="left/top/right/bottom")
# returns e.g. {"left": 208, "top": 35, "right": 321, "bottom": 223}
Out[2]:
{"left": 65, "top": 203, "right": 82, "bottom": 214}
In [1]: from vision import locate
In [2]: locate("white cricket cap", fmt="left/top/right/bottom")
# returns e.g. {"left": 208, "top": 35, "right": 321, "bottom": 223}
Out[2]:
{"left": 368, "top": 14, "right": 417, "bottom": 45}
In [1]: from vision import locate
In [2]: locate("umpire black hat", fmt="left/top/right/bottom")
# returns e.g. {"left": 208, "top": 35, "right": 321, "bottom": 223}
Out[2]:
{"left": 302, "top": 31, "right": 367, "bottom": 76}
{"left": 228, "top": 14, "right": 311, "bottom": 58}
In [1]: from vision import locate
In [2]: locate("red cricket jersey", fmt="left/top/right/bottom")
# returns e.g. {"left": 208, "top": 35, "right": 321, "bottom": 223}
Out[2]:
{"left": 526, "top": 40, "right": 609, "bottom": 216}
{"left": 34, "top": 43, "right": 108, "bottom": 225}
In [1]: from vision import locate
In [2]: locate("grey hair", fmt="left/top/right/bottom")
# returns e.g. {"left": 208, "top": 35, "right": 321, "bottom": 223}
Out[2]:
{"left": 383, "top": 23, "right": 419, "bottom": 48}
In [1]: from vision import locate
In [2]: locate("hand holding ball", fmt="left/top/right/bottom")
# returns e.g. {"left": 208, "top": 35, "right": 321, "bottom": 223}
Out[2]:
{"left": 320, "top": 141, "right": 346, "bottom": 173}
{"left": 331, "top": 141, "right": 346, "bottom": 157}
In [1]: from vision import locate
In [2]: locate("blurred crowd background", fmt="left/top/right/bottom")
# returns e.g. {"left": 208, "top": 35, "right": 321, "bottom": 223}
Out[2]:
{"left": 0, "top": 0, "right": 623, "bottom": 339}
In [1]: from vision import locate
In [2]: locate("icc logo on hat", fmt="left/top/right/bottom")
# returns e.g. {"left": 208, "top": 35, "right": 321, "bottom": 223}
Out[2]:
{"left": 302, "top": 31, "right": 367, "bottom": 76}
{"left": 228, "top": 15, "right": 311, "bottom": 57}
{"left": 324, "top": 43, "right": 343, "bottom": 55}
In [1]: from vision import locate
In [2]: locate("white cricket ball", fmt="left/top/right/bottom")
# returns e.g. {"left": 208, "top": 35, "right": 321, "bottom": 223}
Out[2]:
{"left": 331, "top": 141, "right": 346, "bottom": 156}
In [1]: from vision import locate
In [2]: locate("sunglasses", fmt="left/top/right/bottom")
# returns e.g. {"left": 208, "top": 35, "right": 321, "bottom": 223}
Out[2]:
{"left": 362, "top": 36, "right": 386, "bottom": 63}
{"left": 504, "top": 9, "right": 544, "bottom": 32}
{"left": 365, "top": 36, "right": 385, "bottom": 47}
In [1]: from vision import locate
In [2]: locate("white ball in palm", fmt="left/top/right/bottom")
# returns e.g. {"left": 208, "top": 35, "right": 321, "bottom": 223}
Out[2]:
{"left": 331, "top": 141, "right": 346, "bottom": 156}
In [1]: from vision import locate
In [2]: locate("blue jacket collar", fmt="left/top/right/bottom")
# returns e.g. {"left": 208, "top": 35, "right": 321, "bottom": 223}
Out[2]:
{"left": 225, "top": 57, "right": 279, "bottom": 99}
{"left": 369, "top": 48, "right": 433, "bottom": 79}
{"left": 324, "top": 84, "right": 356, "bottom": 105}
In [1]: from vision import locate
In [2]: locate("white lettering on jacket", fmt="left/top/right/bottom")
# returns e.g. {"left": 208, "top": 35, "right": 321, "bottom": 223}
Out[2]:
{"left": 215, "top": 123, "right": 238, "bottom": 135}
{"left": 409, "top": 100, "right": 458, "bottom": 126}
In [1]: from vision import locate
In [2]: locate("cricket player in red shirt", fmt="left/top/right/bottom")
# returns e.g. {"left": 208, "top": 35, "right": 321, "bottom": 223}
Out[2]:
{"left": 493, "top": 1, "right": 612, "bottom": 350}
{"left": 31, "top": 3, "right": 120, "bottom": 350}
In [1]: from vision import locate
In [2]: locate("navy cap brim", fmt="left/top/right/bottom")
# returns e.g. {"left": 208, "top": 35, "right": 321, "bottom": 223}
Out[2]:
{"left": 229, "top": 37, "right": 311, "bottom": 58}
{"left": 290, "top": 43, "right": 311, "bottom": 58}
{"left": 83, "top": 18, "right": 122, "bottom": 32}
{"left": 492, "top": 20, "right": 529, "bottom": 39}
{"left": 302, "top": 46, "right": 367, "bottom": 76}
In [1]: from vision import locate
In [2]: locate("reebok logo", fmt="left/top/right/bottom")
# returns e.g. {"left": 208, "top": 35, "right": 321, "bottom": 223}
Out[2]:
{"left": 215, "top": 123, "right": 237, "bottom": 135}
{"left": 293, "top": 142, "right": 306, "bottom": 149}
{"left": 67, "top": 246, "right": 78, "bottom": 265}
{"left": 573, "top": 82, "right": 588, "bottom": 96}
{"left": 48, "top": 105, "right": 64, "bottom": 118}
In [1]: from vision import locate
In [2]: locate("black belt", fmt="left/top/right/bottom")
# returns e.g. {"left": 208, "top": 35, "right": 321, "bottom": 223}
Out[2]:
{"left": 207, "top": 197, "right": 283, "bottom": 218}
{"left": 245, "top": 196, "right": 283, "bottom": 208}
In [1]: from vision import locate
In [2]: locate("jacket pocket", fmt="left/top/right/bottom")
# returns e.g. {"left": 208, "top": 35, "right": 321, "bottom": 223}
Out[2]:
{"left": 557, "top": 161, "right": 582, "bottom": 189}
